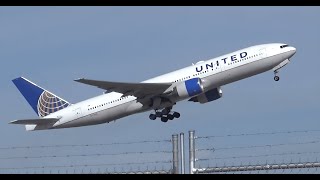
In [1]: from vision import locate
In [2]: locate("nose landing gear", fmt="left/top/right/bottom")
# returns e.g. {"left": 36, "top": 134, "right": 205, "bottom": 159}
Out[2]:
{"left": 274, "top": 70, "right": 280, "bottom": 82}
{"left": 272, "top": 59, "right": 291, "bottom": 82}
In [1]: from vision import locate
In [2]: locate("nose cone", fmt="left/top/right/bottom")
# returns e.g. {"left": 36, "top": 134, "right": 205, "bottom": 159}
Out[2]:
{"left": 291, "top": 47, "right": 296, "bottom": 54}
{"left": 288, "top": 46, "right": 296, "bottom": 58}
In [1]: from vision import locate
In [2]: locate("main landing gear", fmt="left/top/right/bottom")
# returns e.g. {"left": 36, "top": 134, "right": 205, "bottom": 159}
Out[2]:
{"left": 149, "top": 107, "right": 180, "bottom": 123}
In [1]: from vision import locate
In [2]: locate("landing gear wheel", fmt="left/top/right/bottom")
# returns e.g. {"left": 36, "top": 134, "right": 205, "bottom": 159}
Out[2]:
{"left": 167, "top": 114, "right": 174, "bottom": 120}
{"left": 274, "top": 76, "right": 280, "bottom": 81}
{"left": 149, "top": 114, "right": 156, "bottom": 120}
{"left": 173, "top": 112, "right": 180, "bottom": 118}
{"left": 161, "top": 116, "right": 168, "bottom": 122}
{"left": 156, "top": 112, "right": 162, "bottom": 117}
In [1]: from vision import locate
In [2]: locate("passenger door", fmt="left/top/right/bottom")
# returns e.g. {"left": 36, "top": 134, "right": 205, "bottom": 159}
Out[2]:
{"left": 259, "top": 48, "right": 267, "bottom": 58}
{"left": 73, "top": 107, "right": 82, "bottom": 119}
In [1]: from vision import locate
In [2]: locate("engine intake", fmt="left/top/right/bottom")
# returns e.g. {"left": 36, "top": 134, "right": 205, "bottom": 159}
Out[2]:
{"left": 189, "top": 87, "right": 222, "bottom": 104}
{"left": 175, "top": 78, "right": 204, "bottom": 99}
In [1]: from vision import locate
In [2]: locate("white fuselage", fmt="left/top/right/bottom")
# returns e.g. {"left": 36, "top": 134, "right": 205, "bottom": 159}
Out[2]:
{"left": 27, "top": 43, "right": 296, "bottom": 130}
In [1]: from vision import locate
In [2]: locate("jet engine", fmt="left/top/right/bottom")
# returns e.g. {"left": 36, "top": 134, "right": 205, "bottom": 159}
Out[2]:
{"left": 174, "top": 78, "right": 204, "bottom": 99}
{"left": 188, "top": 87, "right": 222, "bottom": 104}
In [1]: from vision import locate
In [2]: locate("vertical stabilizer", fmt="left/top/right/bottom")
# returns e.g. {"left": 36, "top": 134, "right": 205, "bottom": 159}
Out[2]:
{"left": 12, "top": 77, "right": 71, "bottom": 117}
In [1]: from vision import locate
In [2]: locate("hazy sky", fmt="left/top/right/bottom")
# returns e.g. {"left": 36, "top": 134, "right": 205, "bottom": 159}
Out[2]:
{"left": 1, "top": 6, "right": 320, "bottom": 173}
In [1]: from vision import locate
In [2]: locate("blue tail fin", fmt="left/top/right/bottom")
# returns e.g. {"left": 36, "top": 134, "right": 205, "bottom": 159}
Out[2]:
{"left": 12, "top": 77, "right": 71, "bottom": 117}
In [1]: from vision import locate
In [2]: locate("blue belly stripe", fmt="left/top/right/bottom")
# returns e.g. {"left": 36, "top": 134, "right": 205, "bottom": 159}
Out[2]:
{"left": 185, "top": 78, "right": 202, "bottom": 97}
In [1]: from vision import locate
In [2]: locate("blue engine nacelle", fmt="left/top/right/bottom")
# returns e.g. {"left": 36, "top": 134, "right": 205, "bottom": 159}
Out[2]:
{"left": 188, "top": 87, "right": 222, "bottom": 104}
{"left": 175, "top": 78, "right": 204, "bottom": 99}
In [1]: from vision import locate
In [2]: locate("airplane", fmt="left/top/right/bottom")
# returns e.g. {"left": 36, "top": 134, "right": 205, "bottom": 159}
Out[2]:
{"left": 10, "top": 43, "right": 296, "bottom": 131}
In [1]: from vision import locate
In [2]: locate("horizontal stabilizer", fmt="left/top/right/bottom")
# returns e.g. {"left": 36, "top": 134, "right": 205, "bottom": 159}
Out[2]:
{"left": 9, "top": 118, "right": 60, "bottom": 125}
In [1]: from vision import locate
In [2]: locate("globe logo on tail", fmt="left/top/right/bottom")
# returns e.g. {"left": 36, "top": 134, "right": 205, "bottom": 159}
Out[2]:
{"left": 37, "top": 91, "right": 70, "bottom": 117}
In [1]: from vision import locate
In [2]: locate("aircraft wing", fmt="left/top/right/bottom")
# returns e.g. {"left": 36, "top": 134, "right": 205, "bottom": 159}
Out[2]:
{"left": 74, "top": 78, "right": 172, "bottom": 98}
{"left": 9, "top": 118, "right": 60, "bottom": 125}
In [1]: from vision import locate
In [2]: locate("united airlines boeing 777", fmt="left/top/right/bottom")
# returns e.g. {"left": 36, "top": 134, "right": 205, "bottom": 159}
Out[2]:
{"left": 10, "top": 43, "right": 296, "bottom": 131}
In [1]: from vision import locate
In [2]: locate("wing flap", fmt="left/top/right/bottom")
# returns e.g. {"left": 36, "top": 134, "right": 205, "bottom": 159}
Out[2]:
{"left": 9, "top": 118, "right": 60, "bottom": 125}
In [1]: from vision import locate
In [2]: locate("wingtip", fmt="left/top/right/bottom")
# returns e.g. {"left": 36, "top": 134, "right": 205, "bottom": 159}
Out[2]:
{"left": 9, "top": 120, "right": 17, "bottom": 124}
{"left": 74, "top": 78, "right": 84, "bottom": 82}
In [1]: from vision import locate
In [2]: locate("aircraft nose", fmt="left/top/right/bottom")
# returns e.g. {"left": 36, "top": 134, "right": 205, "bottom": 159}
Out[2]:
{"left": 291, "top": 47, "right": 296, "bottom": 54}
{"left": 288, "top": 46, "right": 296, "bottom": 58}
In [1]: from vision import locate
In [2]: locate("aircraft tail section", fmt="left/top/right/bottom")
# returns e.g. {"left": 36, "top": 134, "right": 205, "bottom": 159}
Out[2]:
{"left": 12, "top": 77, "right": 71, "bottom": 117}
{"left": 9, "top": 118, "right": 61, "bottom": 131}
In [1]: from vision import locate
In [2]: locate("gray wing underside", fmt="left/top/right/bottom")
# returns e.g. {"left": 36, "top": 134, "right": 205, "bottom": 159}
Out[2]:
{"left": 74, "top": 78, "right": 173, "bottom": 99}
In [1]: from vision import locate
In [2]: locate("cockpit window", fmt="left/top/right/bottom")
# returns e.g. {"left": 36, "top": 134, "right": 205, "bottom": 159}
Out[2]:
{"left": 280, "top": 45, "right": 289, "bottom": 48}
